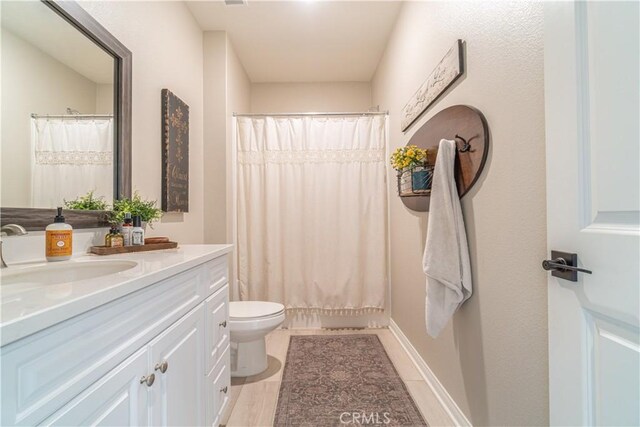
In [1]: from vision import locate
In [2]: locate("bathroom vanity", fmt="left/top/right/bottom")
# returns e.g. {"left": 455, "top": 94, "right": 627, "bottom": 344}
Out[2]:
{"left": 0, "top": 245, "right": 232, "bottom": 426}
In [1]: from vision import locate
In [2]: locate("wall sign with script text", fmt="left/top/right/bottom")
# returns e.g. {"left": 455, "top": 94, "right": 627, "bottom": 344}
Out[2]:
{"left": 161, "top": 89, "right": 189, "bottom": 212}
{"left": 401, "top": 39, "right": 464, "bottom": 132}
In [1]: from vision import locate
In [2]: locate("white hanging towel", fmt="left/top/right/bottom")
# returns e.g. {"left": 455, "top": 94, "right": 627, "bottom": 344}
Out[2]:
{"left": 423, "top": 139, "right": 472, "bottom": 338}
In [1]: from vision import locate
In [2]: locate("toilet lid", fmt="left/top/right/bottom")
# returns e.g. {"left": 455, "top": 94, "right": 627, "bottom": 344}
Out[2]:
{"left": 229, "top": 301, "right": 285, "bottom": 320}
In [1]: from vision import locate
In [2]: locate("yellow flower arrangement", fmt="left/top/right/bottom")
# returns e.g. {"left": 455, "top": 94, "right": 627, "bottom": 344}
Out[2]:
{"left": 390, "top": 145, "right": 428, "bottom": 171}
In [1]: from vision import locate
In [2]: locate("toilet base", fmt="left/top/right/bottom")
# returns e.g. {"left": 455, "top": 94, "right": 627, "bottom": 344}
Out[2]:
{"left": 231, "top": 338, "right": 268, "bottom": 377}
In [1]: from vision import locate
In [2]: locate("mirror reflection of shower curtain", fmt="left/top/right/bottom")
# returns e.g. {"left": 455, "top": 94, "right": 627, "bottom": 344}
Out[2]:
{"left": 236, "top": 115, "right": 388, "bottom": 315}
{"left": 30, "top": 118, "right": 113, "bottom": 208}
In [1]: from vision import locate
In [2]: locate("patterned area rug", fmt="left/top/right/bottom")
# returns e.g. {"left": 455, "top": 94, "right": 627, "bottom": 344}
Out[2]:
{"left": 274, "top": 335, "right": 428, "bottom": 426}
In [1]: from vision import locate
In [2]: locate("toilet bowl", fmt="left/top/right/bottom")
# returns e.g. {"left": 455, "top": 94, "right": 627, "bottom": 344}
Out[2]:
{"left": 229, "top": 301, "right": 285, "bottom": 377}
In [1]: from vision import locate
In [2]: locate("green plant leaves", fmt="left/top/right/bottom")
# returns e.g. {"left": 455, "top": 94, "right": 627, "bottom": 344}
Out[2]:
{"left": 62, "top": 190, "right": 163, "bottom": 228}
{"left": 110, "top": 192, "right": 163, "bottom": 227}
{"left": 64, "top": 191, "right": 108, "bottom": 211}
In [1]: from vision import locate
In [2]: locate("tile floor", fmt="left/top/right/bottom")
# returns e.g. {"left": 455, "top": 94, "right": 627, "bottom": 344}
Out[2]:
{"left": 222, "top": 328, "right": 455, "bottom": 427}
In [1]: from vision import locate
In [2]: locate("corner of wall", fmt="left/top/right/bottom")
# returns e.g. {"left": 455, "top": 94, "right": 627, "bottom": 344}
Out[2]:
{"left": 202, "top": 30, "right": 251, "bottom": 251}
{"left": 203, "top": 31, "right": 229, "bottom": 245}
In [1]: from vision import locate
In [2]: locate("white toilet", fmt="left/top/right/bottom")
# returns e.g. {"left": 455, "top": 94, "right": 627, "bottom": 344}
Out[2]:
{"left": 229, "top": 301, "right": 285, "bottom": 377}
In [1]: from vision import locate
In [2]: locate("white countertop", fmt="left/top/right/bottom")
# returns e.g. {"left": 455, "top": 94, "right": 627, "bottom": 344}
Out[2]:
{"left": 0, "top": 244, "right": 232, "bottom": 347}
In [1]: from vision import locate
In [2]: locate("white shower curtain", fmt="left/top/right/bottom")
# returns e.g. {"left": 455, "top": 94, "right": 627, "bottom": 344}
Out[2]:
{"left": 236, "top": 115, "right": 388, "bottom": 314}
{"left": 30, "top": 118, "right": 113, "bottom": 208}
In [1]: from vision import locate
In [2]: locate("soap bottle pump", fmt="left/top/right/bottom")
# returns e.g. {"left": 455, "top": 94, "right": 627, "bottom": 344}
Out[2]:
{"left": 46, "top": 207, "right": 73, "bottom": 261}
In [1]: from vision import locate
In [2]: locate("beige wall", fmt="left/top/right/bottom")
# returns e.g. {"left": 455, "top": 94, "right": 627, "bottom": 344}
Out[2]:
{"left": 225, "top": 38, "right": 251, "bottom": 298}
{"left": 203, "top": 32, "right": 228, "bottom": 245}
{"left": 79, "top": 1, "right": 205, "bottom": 243}
{"left": 225, "top": 37, "right": 251, "bottom": 245}
{"left": 203, "top": 32, "right": 251, "bottom": 245}
{"left": 251, "top": 82, "right": 371, "bottom": 113}
{"left": 95, "top": 83, "right": 114, "bottom": 114}
{"left": 372, "top": 2, "right": 547, "bottom": 425}
{"left": 1, "top": 29, "right": 99, "bottom": 207}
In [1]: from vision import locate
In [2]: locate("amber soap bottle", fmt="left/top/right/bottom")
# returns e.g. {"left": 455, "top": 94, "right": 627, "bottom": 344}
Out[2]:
{"left": 46, "top": 207, "right": 73, "bottom": 261}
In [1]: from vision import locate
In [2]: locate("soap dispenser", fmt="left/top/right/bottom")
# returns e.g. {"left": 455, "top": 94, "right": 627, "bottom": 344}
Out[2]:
{"left": 46, "top": 207, "right": 73, "bottom": 261}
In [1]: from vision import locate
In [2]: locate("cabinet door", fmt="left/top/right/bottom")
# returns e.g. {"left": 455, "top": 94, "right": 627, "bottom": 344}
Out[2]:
{"left": 40, "top": 348, "right": 149, "bottom": 426}
{"left": 149, "top": 304, "right": 205, "bottom": 427}
{"left": 205, "top": 283, "right": 229, "bottom": 374}
{"left": 206, "top": 346, "right": 231, "bottom": 427}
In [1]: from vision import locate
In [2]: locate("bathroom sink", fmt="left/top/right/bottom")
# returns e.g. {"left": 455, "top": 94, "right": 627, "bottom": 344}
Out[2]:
{"left": 0, "top": 260, "right": 138, "bottom": 287}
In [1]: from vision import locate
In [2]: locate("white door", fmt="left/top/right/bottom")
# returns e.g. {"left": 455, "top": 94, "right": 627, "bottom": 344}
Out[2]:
{"left": 41, "top": 348, "right": 150, "bottom": 426}
{"left": 544, "top": 2, "right": 639, "bottom": 426}
{"left": 149, "top": 305, "right": 206, "bottom": 427}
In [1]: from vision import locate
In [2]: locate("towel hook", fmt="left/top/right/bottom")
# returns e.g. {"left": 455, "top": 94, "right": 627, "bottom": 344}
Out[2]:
{"left": 455, "top": 134, "right": 474, "bottom": 153}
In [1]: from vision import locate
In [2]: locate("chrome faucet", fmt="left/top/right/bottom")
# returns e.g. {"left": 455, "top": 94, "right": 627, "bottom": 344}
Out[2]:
{"left": 1, "top": 224, "right": 28, "bottom": 268}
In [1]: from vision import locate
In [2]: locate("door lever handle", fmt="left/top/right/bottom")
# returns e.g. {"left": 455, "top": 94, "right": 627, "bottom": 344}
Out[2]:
{"left": 542, "top": 258, "right": 592, "bottom": 274}
{"left": 542, "top": 250, "right": 592, "bottom": 282}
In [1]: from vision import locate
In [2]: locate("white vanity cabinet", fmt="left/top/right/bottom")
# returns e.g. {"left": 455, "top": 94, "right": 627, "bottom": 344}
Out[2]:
{"left": 0, "top": 252, "right": 230, "bottom": 427}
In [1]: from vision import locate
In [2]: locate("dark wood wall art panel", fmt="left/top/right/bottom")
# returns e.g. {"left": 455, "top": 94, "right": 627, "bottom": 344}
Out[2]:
{"left": 401, "top": 105, "right": 489, "bottom": 212}
{"left": 161, "top": 89, "right": 189, "bottom": 212}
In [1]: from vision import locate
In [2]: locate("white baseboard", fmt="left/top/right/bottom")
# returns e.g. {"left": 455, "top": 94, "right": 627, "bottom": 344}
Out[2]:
{"left": 283, "top": 311, "right": 389, "bottom": 329}
{"left": 389, "top": 320, "right": 472, "bottom": 427}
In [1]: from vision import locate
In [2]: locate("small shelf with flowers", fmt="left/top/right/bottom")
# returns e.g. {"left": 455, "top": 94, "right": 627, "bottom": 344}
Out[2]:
{"left": 391, "top": 145, "right": 435, "bottom": 198}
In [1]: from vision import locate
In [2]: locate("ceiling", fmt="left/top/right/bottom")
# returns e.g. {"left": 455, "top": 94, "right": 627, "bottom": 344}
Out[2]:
{"left": 186, "top": 0, "right": 402, "bottom": 83}
{"left": 1, "top": 1, "right": 113, "bottom": 84}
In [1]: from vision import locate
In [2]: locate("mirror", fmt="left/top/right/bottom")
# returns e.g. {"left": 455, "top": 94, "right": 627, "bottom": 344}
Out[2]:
{"left": 0, "top": 0, "right": 131, "bottom": 229}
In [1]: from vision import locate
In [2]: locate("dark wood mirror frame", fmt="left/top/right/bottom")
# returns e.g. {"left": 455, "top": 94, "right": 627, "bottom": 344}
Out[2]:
{"left": 0, "top": 0, "right": 132, "bottom": 231}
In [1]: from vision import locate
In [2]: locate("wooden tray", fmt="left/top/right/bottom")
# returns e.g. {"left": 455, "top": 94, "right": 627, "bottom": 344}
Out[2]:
{"left": 90, "top": 241, "right": 178, "bottom": 255}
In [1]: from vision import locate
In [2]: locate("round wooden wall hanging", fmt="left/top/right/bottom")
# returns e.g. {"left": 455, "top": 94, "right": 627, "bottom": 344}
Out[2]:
{"left": 400, "top": 105, "right": 489, "bottom": 212}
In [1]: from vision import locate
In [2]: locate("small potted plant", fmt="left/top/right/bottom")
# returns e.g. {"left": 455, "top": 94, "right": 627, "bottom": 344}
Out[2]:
{"left": 110, "top": 191, "right": 163, "bottom": 229}
{"left": 64, "top": 190, "right": 109, "bottom": 211}
{"left": 390, "top": 145, "right": 431, "bottom": 192}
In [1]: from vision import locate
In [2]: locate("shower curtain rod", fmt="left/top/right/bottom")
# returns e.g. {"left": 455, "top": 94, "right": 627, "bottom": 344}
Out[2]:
{"left": 30, "top": 113, "right": 114, "bottom": 119}
{"left": 233, "top": 111, "right": 389, "bottom": 117}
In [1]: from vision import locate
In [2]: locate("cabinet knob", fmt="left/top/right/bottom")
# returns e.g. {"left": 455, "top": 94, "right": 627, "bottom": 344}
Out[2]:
{"left": 220, "top": 386, "right": 228, "bottom": 394}
{"left": 219, "top": 320, "right": 227, "bottom": 328}
{"left": 140, "top": 373, "right": 155, "bottom": 387}
{"left": 154, "top": 360, "right": 169, "bottom": 374}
